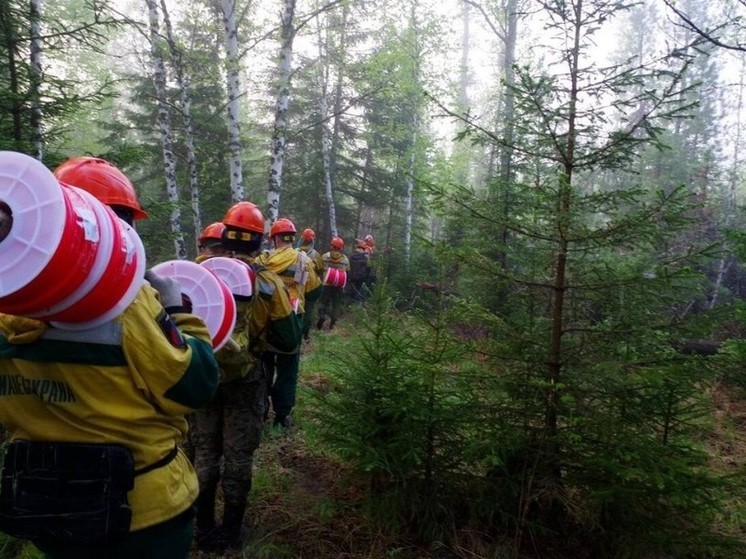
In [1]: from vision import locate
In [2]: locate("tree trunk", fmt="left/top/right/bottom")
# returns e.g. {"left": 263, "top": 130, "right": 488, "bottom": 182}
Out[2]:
{"left": 145, "top": 0, "right": 187, "bottom": 260}
{"left": 160, "top": 0, "right": 202, "bottom": 248}
{"left": 267, "top": 0, "right": 297, "bottom": 227}
{"left": 497, "top": 0, "right": 518, "bottom": 268}
{"left": 220, "top": 0, "right": 245, "bottom": 203}
{"left": 316, "top": 15, "right": 338, "bottom": 237}
{"left": 29, "top": 0, "right": 43, "bottom": 160}
{"left": 1, "top": 2, "right": 23, "bottom": 148}
{"left": 329, "top": 1, "right": 349, "bottom": 194}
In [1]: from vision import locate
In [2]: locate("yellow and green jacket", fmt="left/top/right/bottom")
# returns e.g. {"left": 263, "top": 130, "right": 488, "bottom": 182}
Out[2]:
{"left": 322, "top": 250, "right": 351, "bottom": 272}
{"left": 300, "top": 243, "right": 325, "bottom": 278}
{"left": 0, "top": 285, "right": 219, "bottom": 531}
{"left": 233, "top": 252, "right": 302, "bottom": 355}
{"left": 256, "top": 246, "right": 321, "bottom": 314}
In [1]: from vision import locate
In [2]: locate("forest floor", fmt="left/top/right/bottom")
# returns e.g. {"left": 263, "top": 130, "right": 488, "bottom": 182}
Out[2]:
{"left": 189, "top": 329, "right": 425, "bottom": 559}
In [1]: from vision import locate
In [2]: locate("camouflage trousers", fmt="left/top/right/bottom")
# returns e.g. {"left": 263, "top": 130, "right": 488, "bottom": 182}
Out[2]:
{"left": 318, "top": 285, "right": 344, "bottom": 322}
{"left": 192, "top": 361, "right": 267, "bottom": 506}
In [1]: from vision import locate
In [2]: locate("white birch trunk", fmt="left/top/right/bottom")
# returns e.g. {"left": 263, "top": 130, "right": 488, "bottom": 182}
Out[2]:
{"left": 316, "top": 16, "right": 338, "bottom": 237}
{"left": 329, "top": 2, "right": 348, "bottom": 181}
{"left": 160, "top": 0, "right": 202, "bottom": 246}
{"left": 267, "top": 0, "right": 297, "bottom": 228}
{"left": 220, "top": 0, "right": 245, "bottom": 203}
{"left": 145, "top": 0, "right": 187, "bottom": 259}
{"left": 29, "top": 0, "right": 43, "bottom": 160}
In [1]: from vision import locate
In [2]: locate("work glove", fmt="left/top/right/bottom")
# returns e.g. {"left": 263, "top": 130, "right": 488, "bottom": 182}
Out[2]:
{"left": 144, "top": 269, "right": 184, "bottom": 311}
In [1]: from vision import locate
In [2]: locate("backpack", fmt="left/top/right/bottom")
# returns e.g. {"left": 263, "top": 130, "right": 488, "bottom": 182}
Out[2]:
{"left": 348, "top": 251, "right": 369, "bottom": 283}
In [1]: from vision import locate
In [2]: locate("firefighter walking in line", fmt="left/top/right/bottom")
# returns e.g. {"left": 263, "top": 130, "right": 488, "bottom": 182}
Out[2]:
{"left": 348, "top": 239, "right": 372, "bottom": 304}
{"left": 298, "top": 228, "right": 325, "bottom": 342}
{"left": 179, "top": 221, "right": 230, "bottom": 464}
{"left": 0, "top": 156, "right": 220, "bottom": 559}
{"left": 196, "top": 222, "right": 229, "bottom": 260}
{"left": 192, "top": 202, "right": 301, "bottom": 552}
{"left": 256, "top": 218, "right": 321, "bottom": 428}
{"left": 317, "top": 236, "right": 350, "bottom": 331}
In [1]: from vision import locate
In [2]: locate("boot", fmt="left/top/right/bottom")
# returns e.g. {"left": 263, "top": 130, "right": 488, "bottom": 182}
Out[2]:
{"left": 329, "top": 318, "right": 336, "bottom": 330}
{"left": 219, "top": 501, "right": 250, "bottom": 551}
{"left": 195, "top": 484, "right": 220, "bottom": 551}
{"left": 316, "top": 317, "right": 325, "bottom": 330}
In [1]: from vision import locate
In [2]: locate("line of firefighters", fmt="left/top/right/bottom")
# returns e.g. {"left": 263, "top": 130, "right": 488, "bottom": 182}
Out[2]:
{"left": 0, "top": 154, "right": 377, "bottom": 559}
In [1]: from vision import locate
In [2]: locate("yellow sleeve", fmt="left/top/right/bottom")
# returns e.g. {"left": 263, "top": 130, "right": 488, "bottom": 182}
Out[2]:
{"left": 122, "top": 286, "right": 220, "bottom": 414}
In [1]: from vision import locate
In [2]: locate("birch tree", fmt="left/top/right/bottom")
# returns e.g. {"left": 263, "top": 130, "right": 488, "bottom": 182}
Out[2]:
{"left": 267, "top": 0, "right": 297, "bottom": 227}
{"left": 159, "top": 0, "right": 203, "bottom": 245}
{"left": 145, "top": 0, "right": 187, "bottom": 259}
{"left": 219, "top": 0, "right": 245, "bottom": 203}
{"left": 29, "top": 0, "right": 42, "bottom": 159}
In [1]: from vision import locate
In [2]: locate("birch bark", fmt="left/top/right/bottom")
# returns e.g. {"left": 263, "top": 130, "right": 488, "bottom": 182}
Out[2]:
{"left": 145, "top": 0, "right": 187, "bottom": 259}
{"left": 29, "top": 0, "right": 43, "bottom": 160}
{"left": 160, "top": 0, "right": 203, "bottom": 246}
{"left": 267, "top": 0, "right": 297, "bottom": 227}
{"left": 220, "top": 0, "right": 245, "bottom": 203}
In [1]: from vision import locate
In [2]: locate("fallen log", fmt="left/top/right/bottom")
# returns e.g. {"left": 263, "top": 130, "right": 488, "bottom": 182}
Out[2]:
{"left": 673, "top": 339, "right": 723, "bottom": 356}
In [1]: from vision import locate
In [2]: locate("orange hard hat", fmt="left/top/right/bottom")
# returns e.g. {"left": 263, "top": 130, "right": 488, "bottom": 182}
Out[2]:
{"left": 301, "top": 228, "right": 315, "bottom": 242}
{"left": 222, "top": 201, "right": 264, "bottom": 233}
{"left": 54, "top": 156, "right": 148, "bottom": 220}
{"left": 199, "top": 222, "right": 226, "bottom": 245}
{"left": 270, "top": 217, "right": 297, "bottom": 238}
{"left": 331, "top": 236, "right": 344, "bottom": 250}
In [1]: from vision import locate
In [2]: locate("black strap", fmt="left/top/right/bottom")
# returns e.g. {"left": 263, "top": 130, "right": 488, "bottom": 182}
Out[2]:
{"left": 135, "top": 446, "right": 179, "bottom": 476}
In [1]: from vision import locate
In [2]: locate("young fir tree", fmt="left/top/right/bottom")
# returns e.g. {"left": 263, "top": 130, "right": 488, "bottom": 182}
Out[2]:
{"left": 418, "top": 0, "right": 745, "bottom": 556}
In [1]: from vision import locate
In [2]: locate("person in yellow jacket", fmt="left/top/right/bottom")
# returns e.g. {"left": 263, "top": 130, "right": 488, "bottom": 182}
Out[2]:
{"left": 192, "top": 202, "right": 301, "bottom": 552}
{"left": 0, "top": 156, "right": 220, "bottom": 559}
{"left": 197, "top": 222, "right": 229, "bottom": 259}
{"left": 298, "top": 227, "right": 324, "bottom": 342}
{"left": 256, "top": 218, "right": 321, "bottom": 429}
{"left": 317, "top": 236, "right": 350, "bottom": 331}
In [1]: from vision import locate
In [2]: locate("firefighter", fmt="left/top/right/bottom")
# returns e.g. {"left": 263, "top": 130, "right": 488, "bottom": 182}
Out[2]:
{"left": 298, "top": 228, "right": 324, "bottom": 341}
{"left": 192, "top": 202, "right": 301, "bottom": 552}
{"left": 0, "top": 156, "right": 220, "bottom": 559}
{"left": 256, "top": 218, "right": 321, "bottom": 428}
{"left": 197, "top": 222, "right": 229, "bottom": 259}
{"left": 317, "top": 236, "right": 350, "bottom": 330}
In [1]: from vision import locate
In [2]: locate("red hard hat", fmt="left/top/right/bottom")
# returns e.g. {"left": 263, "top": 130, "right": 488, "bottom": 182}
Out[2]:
{"left": 199, "top": 222, "right": 226, "bottom": 245}
{"left": 222, "top": 202, "right": 264, "bottom": 233}
{"left": 270, "top": 217, "right": 297, "bottom": 238}
{"left": 301, "top": 228, "right": 315, "bottom": 242}
{"left": 54, "top": 156, "right": 148, "bottom": 220}
{"left": 331, "top": 236, "right": 344, "bottom": 250}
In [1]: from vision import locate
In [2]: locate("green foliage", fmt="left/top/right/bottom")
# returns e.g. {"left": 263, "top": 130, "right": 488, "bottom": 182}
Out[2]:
{"left": 308, "top": 283, "right": 489, "bottom": 542}
{"left": 307, "top": 275, "right": 744, "bottom": 558}
{"left": 0, "top": 0, "right": 125, "bottom": 158}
